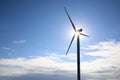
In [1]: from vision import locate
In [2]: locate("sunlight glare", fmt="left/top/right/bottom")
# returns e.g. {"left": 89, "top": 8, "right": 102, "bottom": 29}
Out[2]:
{"left": 75, "top": 31, "right": 80, "bottom": 36}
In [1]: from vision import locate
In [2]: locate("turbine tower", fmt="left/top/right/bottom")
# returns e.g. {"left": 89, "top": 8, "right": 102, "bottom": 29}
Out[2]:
{"left": 64, "top": 7, "right": 89, "bottom": 80}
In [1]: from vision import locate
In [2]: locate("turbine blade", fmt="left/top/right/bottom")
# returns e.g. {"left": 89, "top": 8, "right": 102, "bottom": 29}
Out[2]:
{"left": 64, "top": 7, "right": 76, "bottom": 31}
{"left": 80, "top": 33, "right": 89, "bottom": 37}
{"left": 66, "top": 34, "right": 75, "bottom": 55}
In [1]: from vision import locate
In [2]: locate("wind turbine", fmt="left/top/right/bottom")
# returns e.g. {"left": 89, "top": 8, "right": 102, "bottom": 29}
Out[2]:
{"left": 64, "top": 7, "right": 89, "bottom": 80}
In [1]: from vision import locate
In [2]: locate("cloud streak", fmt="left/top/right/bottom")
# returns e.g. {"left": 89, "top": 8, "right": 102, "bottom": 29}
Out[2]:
{"left": 2, "top": 47, "right": 15, "bottom": 52}
{"left": 13, "top": 40, "right": 26, "bottom": 44}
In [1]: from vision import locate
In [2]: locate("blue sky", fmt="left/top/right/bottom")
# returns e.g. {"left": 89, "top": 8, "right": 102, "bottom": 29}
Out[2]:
{"left": 0, "top": 0, "right": 120, "bottom": 80}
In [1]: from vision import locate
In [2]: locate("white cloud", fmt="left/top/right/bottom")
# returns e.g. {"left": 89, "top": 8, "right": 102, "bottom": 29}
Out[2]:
{"left": 0, "top": 66, "right": 27, "bottom": 76}
{"left": 13, "top": 40, "right": 26, "bottom": 44}
{"left": 0, "top": 40, "right": 120, "bottom": 80}
{"left": 0, "top": 53, "right": 76, "bottom": 77}
{"left": 81, "top": 40, "right": 120, "bottom": 80}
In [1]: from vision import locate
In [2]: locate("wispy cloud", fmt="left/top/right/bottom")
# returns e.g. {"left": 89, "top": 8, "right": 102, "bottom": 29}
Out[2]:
{"left": 0, "top": 40, "right": 120, "bottom": 80}
{"left": 13, "top": 40, "right": 26, "bottom": 44}
{"left": 2, "top": 47, "right": 15, "bottom": 52}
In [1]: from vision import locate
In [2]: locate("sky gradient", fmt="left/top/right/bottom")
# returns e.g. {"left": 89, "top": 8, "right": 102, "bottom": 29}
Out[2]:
{"left": 0, "top": 0, "right": 120, "bottom": 80}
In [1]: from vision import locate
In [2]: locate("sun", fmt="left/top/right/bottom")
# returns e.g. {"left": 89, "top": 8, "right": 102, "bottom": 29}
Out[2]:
{"left": 75, "top": 31, "right": 80, "bottom": 36}
{"left": 69, "top": 29, "right": 80, "bottom": 38}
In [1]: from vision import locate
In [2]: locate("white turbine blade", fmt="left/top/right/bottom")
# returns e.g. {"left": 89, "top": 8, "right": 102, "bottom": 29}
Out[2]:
{"left": 66, "top": 34, "right": 75, "bottom": 55}
{"left": 64, "top": 7, "right": 76, "bottom": 31}
{"left": 80, "top": 33, "right": 89, "bottom": 37}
